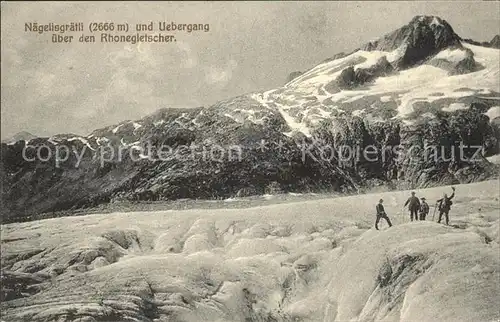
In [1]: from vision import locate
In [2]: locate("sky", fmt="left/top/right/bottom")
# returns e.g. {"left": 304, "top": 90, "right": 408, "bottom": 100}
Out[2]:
{"left": 1, "top": 1, "right": 499, "bottom": 138}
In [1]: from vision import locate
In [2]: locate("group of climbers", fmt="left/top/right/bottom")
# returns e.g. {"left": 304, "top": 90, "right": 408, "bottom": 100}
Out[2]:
{"left": 375, "top": 186, "right": 456, "bottom": 230}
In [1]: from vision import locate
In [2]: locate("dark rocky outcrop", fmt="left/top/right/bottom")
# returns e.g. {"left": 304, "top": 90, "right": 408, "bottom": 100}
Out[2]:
{"left": 286, "top": 71, "right": 303, "bottom": 84}
{"left": 336, "top": 66, "right": 357, "bottom": 89}
{"left": 0, "top": 271, "right": 49, "bottom": 302}
{"left": 427, "top": 47, "right": 483, "bottom": 75}
{"left": 450, "top": 48, "right": 482, "bottom": 75}
{"left": 336, "top": 56, "right": 395, "bottom": 89}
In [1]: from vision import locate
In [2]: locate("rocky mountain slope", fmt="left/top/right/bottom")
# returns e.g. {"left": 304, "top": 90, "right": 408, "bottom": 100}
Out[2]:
{"left": 1, "top": 15, "right": 500, "bottom": 222}
{"left": 1, "top": 180, "right": 499, "bottom": 321}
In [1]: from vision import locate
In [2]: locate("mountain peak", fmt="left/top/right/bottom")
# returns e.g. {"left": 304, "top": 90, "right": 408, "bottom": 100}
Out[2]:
{"left": 490, "top": 34, "right": 500, "bottom": 48}
{"left": 2, "top": 131, "right": 37, "bottom": 144}
{"left": 411, "top": 15, "right": 446, "bottom": 26}
{"left": 361, "top": 15, "right": 461, "bottom": 69}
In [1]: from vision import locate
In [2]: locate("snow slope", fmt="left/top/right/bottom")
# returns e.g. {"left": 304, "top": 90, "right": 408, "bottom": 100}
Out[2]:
{"left": 250, "top": 43, "right": 500, "bottom": 136}
{"left": 433, "top": 47, "right": 469, "bottom": 63}
{"left": 2, "top": 180, "right": 499, "bottom": 321}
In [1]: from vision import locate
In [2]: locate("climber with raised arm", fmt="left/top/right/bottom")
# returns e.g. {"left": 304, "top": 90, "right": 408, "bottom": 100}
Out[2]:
{"left": 436, "top": 187, "right": 455, "bottom": 225}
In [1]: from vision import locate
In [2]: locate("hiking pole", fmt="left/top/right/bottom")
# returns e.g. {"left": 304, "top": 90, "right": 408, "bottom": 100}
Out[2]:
{"left": 432, "top": 203, "right": 438, "bottom": 221}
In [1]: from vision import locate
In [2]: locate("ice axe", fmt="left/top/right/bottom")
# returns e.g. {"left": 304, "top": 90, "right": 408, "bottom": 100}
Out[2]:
{"left": 432, "top": 202, "right": 439, "bottom": 221}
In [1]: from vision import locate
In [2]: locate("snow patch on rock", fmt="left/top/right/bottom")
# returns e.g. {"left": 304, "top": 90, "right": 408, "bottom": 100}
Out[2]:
{"left": 484, "top": 106, "right": 500, "bottom": 120}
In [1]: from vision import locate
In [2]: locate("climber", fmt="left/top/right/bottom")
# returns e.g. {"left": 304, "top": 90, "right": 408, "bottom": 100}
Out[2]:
{"left": 404, "top": 191, "right": 421, "bottom": 221}
{"left": 419, "top": 197, "right": 430, "bottom": 220}
{"left": 375, "top": 199, "right": 393, "bottom": 230}
{"left": 436, "top": 187, "right": 456, "bottom": 225}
